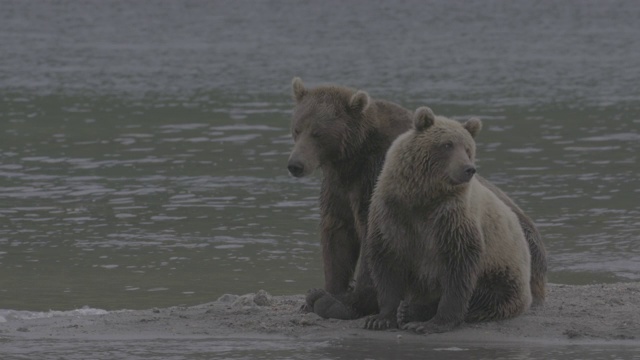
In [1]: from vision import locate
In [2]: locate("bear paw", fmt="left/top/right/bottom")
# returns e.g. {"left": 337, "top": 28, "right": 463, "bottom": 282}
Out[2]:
{"left": 304, "top": 288, "right": 327, "bottom": 309}
{"left": 304, "top": 288, "right": 357, "bottom": 320}
{"left": 364, "top": 315, "right": 397, "bottom": 331}
{"left": 300, "top": 288, "right": 324, "bottom": 313}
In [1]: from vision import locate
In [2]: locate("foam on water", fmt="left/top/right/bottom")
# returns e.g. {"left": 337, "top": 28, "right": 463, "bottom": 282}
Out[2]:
{"left": 0, "top": 306, "right": 109, "bottom": 323}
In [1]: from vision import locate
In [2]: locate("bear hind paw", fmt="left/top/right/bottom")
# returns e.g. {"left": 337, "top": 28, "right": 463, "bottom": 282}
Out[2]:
{"left": 305, "top": 288, "right": 357, "bottom": 320}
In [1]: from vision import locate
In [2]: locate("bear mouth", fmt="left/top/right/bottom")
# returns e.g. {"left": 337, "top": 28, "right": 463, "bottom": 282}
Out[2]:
{"left": 449, "top": 178, "right": 471, "bottom": 186}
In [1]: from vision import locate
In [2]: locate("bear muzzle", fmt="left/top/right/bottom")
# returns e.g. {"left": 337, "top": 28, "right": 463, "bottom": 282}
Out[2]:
{"left": 451, "top": 165, "right": 476, "bottom": 185}
{"left": 461, "top": 165, "right": 477, "bottom": 183}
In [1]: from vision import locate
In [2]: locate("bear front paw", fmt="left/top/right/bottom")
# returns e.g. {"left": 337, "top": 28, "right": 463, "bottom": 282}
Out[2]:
{"left": 364, "top": 315, "right": 397, "bottom": 330}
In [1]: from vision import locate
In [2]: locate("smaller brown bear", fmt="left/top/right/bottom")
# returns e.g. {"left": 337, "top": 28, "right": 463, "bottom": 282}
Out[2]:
{"left": 364, "top": 107, "right": 532, "bottom": 333}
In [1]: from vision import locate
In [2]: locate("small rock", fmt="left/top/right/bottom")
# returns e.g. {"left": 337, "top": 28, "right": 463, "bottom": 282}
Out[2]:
{"left": 253, "top": 290, "right": 273, "bottom": 306}
{"left": 608, "top": 298, "right": 624, "bottom": 306}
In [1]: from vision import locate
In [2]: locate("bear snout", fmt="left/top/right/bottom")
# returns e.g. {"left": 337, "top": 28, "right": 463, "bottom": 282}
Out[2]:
{"left": 288, "top": 161, "right": 305, "bottom": 177}
{"left": 449, "top": 164, "right": 476, "bottom": 185}
{"left": 461, "top": 165, "right": 477, "bottom": 182}
{"left": 464, "top": 165, "right": 476, "bottom": 177}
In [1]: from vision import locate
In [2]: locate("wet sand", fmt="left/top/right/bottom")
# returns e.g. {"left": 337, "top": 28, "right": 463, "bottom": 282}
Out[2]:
{"left": 1, "top": 283, "right": 638, "bottom": 346}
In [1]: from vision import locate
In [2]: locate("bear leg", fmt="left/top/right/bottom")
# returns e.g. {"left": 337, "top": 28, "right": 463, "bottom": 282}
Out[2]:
{"left": 465, "top": 269, "right": 530, "bottom": 322}
{"left": 523, "top": 224, "right": 547, "bottom": 306}
{"left": 363, "top": 277, "right": 404, "bottom": 330}
{"left": 364, "top": 228, "right": 407, "bottom": 330}
{"left": 320, "top": 217, "right": 360, "bottom": 294}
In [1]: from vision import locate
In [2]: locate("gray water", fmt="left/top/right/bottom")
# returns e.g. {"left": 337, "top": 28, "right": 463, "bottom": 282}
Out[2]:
{"left": 1, "top": 0, "right": 639, "bottom": 358}
{"left": 2, "top": 336, "right": 640, "bottom": 360}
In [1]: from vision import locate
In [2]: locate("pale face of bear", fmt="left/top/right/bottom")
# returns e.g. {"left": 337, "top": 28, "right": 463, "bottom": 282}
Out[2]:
{"left": 287, "top": 77, "right": 370, "bottom": 177}
{"left": 412, "top": 107, "right": 482, "bottom": 187}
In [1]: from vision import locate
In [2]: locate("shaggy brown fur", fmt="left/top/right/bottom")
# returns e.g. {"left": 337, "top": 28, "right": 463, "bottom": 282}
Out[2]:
{"left": 363, "top": 107, "right": 532, "bottom": 333}
{"left": 288, "top": 77, "right": 412, "bottom": 305}
{"left": 288, "top": 78, "right": 546, "bottom": 319}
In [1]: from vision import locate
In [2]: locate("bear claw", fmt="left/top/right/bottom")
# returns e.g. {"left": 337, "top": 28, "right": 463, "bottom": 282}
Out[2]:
{"left": 364, "top": 315, "right": 397, "bottom": 330}
{"left": 301, "top": 288, "right": 326, "bottom": 313}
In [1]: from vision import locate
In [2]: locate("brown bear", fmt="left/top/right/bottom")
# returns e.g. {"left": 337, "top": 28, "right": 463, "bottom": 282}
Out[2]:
{"left": 288, "top": 78, "right": 546, "bottom": 319}
{"left": 364, "top": 107, "right": 532, "bottom": 333}
{"left": 287, "top": 77, "right": 414, "bottom": 310}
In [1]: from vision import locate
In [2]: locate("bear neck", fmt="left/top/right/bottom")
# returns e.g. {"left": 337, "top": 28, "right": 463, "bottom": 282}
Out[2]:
{"left": 323, "top": 125, "right": 389, "bottom": 181}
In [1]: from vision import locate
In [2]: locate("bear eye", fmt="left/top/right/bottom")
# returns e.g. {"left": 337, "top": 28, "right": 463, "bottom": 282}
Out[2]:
{"left": 311, "top": 130, "right": 321, "bottom": 138}
{"left": 443, "top": 141, "right": 454, "bottom": 150}
{"left": 293, "top": 128, "right": 300, "bottom": 137}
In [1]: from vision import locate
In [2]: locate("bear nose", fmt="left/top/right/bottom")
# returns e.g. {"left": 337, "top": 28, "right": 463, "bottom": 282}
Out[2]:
{"left": 464, "top": 165, "right": 476, "bottom": 177}
{"left": 288, "top": 162, "right": 305, "bottom": 177}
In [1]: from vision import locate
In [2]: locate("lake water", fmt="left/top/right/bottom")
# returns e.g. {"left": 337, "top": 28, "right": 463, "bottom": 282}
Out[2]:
{"left": 1, "top": 0, "right": 639, "bottom": 358}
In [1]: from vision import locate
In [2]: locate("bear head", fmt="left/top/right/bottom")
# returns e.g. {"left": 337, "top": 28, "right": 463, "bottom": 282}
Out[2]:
{"left": 384, "top": 107, "right": 482, "bottom": 196}
{"left": 287, "top": 77, "right": 372, "bottom": 177}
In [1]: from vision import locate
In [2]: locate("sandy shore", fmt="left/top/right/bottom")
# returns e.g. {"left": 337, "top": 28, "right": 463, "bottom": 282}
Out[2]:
{"left": 1, "top": 283, "right": 639, "bottom": 346}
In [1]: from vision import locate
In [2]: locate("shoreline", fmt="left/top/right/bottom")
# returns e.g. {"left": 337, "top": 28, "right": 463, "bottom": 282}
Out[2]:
{"left": 1, "top": 283, "right": 638, "bottom": 346}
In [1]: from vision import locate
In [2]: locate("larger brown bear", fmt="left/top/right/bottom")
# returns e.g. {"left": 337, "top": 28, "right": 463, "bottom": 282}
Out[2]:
{"left": 287, "top": 78, "right": 546, "bottom": 320}
{"left": 288, "top": 77, "right": 414, "bottom": 315}
{"left": 364, "top": 107, "right": 532, "bottom": 333}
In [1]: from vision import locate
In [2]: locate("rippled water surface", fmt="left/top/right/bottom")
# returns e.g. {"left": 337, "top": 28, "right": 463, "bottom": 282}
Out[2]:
{"left": 1, "top": 1, "right": 639, "bottom": 357}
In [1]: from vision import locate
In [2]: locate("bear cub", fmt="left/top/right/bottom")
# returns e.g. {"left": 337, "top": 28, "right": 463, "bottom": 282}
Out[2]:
{"left": 364, "top": 107, "right": 532, "bottom": 333}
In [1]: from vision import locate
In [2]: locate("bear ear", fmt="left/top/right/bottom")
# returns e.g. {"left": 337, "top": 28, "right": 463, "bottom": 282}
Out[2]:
{"left": 414, "top": 107, "right": 436, "bottom": 131}
{"left": 464, "top": 117, "right": 482, "bottom": 138}
{"left": 349, "top": 90, "right": 371, "bottom": 114}
{"left": 292, "top": 77, "right": 306, "bottom": 102}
